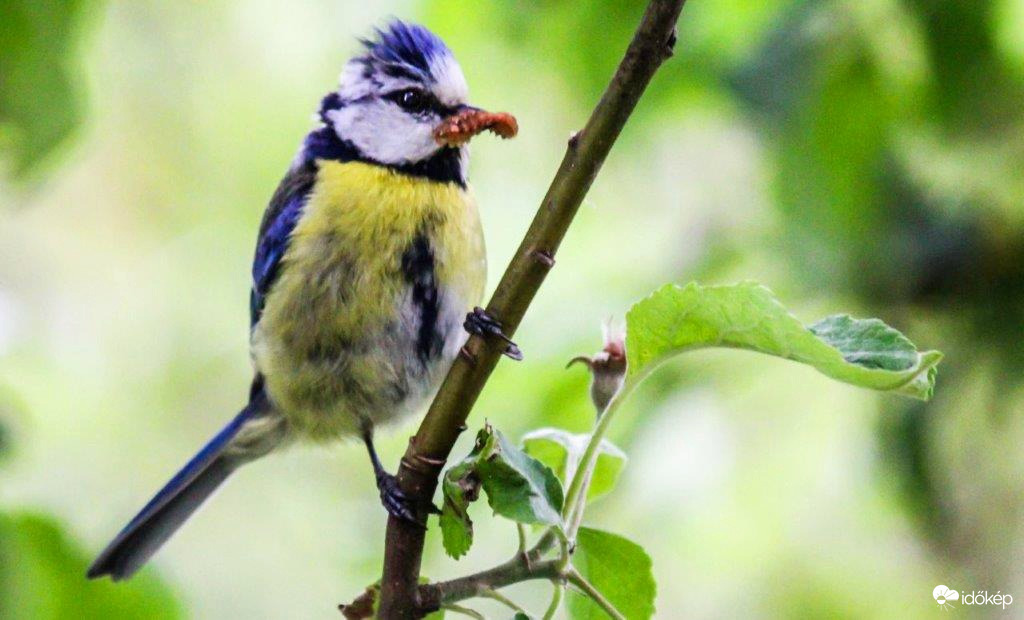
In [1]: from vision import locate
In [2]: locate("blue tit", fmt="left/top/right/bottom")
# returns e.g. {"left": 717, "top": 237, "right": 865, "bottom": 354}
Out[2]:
{"left": 88, "top": 21, "right": 519, "bottom": 581}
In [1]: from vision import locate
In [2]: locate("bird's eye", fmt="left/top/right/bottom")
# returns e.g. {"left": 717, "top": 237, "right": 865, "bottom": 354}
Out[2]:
{"left": 389, "top": 89, "right": 432, "bottom": 114}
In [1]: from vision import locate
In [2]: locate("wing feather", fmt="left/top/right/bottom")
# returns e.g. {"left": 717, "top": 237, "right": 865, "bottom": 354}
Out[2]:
{"left": 250, "top": 161, "right": 317, "bottom": 327}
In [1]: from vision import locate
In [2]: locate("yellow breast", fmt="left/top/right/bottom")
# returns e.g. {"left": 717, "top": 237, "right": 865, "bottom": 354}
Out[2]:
{"left": 251, "top": 161, "right": 486, "bottom": 440}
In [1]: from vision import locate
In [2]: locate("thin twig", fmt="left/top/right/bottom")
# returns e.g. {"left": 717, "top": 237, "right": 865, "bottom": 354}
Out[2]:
{"left": 481, "top": 588, "right": 527, "bottom": 612}
{"left": 442, "top": 604, "right": 486, "bottom": 619}
{"left": 376, "top": 1, "right": 686, "bottom": 616}
{"left": 543, "top": 583, "right": 565, "bottom": 620}
{"left": 516, "top": 522, "right": 529, "bottom": 557}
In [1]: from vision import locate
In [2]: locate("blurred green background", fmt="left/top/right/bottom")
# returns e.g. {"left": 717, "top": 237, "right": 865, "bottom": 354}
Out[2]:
{"left": 2, "top": 0, "right": 1023, "bottom": 618}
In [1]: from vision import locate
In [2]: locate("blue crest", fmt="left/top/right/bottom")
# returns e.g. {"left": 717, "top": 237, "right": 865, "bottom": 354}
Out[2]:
{"left": 360, "top": 21, "right": 451, "bottom": 78}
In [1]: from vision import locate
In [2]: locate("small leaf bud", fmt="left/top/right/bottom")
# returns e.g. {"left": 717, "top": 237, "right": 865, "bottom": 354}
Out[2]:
{"left": 568, "top": 320, "right": 627, "bottom": 415}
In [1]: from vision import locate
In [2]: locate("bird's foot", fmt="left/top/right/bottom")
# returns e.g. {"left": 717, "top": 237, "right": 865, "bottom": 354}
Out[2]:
{"left": 375, "top": 471, "right": 420, "bottom": 525}
{"left": 464, "top": 307, "right": 523, "bottom": 360}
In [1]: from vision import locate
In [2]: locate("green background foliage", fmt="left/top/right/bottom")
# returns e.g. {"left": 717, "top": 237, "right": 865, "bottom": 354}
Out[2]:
{"left": 1, "top": 0, "right": 1021, "bottom": 617}
{"left": 0, "top": 0, "right": 93, "bottom": 179}
{"left": 0, "top": 512, "right": 181, "bottom": 619}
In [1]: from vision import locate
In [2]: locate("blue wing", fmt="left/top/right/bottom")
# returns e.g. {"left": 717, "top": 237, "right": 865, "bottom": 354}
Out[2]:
{"left": 250, "top": 121, "right": 362, "bottom": 327}
{"left": 250, "top": 161, "right": 318, "bottom": 327}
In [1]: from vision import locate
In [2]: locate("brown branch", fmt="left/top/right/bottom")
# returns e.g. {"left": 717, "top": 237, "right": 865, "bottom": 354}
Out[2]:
{"left": 415, "top": 532, "right": 559, "bottom": 611}
{"left": 420, "top": 558, "right": 562, "bottom": 610}
{"left": 376, "top": 1, "right": 686, "bottom": 616}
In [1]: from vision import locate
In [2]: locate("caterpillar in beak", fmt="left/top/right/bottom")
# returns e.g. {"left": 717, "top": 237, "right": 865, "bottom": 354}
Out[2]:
{"left": 434, "top": 108, "right": 519, "bottom": 147}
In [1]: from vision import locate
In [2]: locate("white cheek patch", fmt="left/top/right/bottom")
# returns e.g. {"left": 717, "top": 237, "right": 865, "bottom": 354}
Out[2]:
{"left": 428, "top": 54, "right": 469, "bottom": 107}
{"left": 327, "top": 101, "right": 439, "bottom": 165}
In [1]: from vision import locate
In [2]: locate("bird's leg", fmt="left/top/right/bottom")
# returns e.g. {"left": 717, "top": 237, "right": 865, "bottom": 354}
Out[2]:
{"left": 361, "top": 425, "right": 419, "bottom": 524}
{"left": 463, "top": 307, "right": 523, "bottom": 360}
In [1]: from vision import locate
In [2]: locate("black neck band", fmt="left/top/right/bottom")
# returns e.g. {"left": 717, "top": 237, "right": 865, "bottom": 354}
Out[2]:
{"left": 302, "top": 126, "right": 465, "bottom": 187}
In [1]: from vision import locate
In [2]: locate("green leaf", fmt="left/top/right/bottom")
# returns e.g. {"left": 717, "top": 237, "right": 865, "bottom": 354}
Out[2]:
{"left": 522, "top": 428, "right": 627, "bottom": 502}
{"left": 477, "top": 427, "right": 564, "bottom": 526}
{"left": 568, "top": 527, "right": 656, "bottom": 620}
{"left": 439, "top": 425, "right": 564, "bottom": 559}
{"left": 512, "top": 613, "right": 533, "bottom": 620}
{"left": 0, "top": 511, "right": 183, "bottom": 620}
{"left": 0, "top": 0, "right": 92, "bottom": 178}
{"left": 626, "top": 282, "right": 942, "bottom": 400}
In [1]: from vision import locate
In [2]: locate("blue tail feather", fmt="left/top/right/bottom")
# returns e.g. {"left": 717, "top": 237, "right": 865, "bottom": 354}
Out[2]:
{"left": 87, "top": 399, "right": 262, "bottom": 581}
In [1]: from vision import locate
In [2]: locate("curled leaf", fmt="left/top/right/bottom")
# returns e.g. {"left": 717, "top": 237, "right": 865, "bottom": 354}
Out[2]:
{"left": 626, "top": 282, "right": 942, "bottom": 400}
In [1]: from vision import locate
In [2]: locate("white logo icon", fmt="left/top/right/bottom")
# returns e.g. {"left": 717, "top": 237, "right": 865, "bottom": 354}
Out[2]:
{"left": 934, "top": 585, "right": 959, "bottom": 609}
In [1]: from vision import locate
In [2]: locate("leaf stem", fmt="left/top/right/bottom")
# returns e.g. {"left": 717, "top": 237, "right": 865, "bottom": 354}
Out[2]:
{"left": 531, "top": 528, "right": 557, "bottom": 557}
{"left": 561, "top": 383, "right": 637, "bottom": 540}
{"left": 553, "top": 525, "right": 572, "bottom": 571}
{"left": 566, "top": 568, "right": 626, "bottom": 620}
{"left": 443, "top": 604, "right": 486, "bottom": 619}
{"left": 543, "top": 583, "right": 564, "bottom": 620}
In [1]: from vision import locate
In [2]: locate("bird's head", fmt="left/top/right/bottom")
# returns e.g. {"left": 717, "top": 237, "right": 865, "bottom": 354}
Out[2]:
{"left": 316, "top": 21, "right": 516, "bottom": 179}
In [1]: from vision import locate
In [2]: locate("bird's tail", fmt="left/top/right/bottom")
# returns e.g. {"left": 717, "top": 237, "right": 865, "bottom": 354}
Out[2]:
{"left": 88, "top": 390, "right": 280, "bottom": 581}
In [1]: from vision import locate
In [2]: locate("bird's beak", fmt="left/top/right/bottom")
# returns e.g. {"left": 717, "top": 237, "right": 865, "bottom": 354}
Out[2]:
{"left": 434, "top": 106, "right": 518, "bottom": 147}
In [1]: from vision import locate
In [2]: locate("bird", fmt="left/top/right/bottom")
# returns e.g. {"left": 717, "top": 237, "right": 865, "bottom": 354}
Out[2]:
{"left": 88, "top": 20, "right": 520, "bottom": 581}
